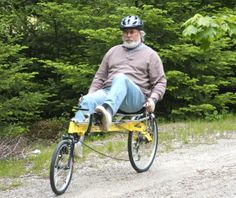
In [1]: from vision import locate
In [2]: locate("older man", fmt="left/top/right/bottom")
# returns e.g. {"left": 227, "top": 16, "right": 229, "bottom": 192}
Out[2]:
{"left": 72, "top": 15, "right": 166, "bottom": 132}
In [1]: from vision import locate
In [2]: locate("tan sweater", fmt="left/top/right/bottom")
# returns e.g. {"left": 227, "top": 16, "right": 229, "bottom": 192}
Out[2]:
{"left": 89, "top": 44, "right": 167, "bottom": 101}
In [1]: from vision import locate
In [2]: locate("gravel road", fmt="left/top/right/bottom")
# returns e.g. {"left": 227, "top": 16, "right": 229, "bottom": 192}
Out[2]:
{"left": 1, "top": 136, "right": 236, "bottom": 198}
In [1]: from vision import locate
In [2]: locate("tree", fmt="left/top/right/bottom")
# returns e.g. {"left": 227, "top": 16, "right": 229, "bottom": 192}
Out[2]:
{"left": 0, "top": 4, "right": 49, "bottom": 136}
{"left": 182, "top": 12, "right": 236, "bottom": 48}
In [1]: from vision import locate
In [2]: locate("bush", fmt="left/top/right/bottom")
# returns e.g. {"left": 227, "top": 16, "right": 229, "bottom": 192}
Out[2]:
{"left": 27, "top": 118, "right": 69, "bottom": 140}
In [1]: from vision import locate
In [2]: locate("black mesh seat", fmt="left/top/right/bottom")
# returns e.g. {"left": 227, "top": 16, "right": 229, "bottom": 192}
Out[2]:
{"left": 117, "top": 107, "right": 146, "bottom": 115}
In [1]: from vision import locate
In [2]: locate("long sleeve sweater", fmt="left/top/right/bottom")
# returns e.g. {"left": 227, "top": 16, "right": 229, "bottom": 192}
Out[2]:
{"left": 89, "top": 43, "right": 167, "bottom": 101}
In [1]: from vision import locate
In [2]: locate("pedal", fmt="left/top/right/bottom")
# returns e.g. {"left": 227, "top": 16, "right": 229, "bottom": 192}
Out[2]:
{"left": 93, "top": 112, "right": 103, "bottom": 125}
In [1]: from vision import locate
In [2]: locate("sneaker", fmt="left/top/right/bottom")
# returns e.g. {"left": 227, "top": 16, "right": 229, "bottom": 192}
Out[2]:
{"left": 71, "top": 118, "right": 80, "bottom": 125}
{"left": 95, "top": 105, "right": 112, "bottom": 131}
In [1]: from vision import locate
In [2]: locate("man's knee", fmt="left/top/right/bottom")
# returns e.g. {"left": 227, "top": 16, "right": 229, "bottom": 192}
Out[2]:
{"left": 79, "top": 94, "right": 91, "bottom": 106}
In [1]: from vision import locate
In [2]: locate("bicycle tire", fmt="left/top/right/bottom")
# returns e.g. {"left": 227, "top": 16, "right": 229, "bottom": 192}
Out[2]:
{"left": 50, "top": 139, "right": 74, "bottom": 195}
{"left": 128, "top": 116, "right": 158, "bottom": 173}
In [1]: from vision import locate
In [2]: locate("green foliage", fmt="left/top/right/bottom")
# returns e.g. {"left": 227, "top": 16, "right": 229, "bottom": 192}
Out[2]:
{"left": 182, "top": 11, "right": 236, "bottom": 48}
{"left": 166, "top": 70, "right": 198, "bottom": 101}
{"left": 172, "top": 104, "right": 218, "bottom": 120}
{"left": 0, "top": 125, "right": 25, "bottom": 137}
{"left": 213, "top": 92, "right": 236, "bottom": 111}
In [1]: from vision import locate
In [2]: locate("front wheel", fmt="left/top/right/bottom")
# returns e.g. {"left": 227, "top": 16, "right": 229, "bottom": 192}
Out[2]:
{"left": 128, "top": 116, "right": 158, "bottom": 173}
{"left": 50, "top": 139, "right": 74, "bottom": 195}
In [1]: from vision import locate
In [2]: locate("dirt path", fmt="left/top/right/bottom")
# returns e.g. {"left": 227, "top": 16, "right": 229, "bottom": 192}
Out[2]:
{"left": 1, "top": 136, "right": 236, "bottom": 198}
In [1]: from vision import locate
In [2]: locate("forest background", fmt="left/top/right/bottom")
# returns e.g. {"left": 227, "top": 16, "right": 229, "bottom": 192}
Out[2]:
{"left": 0, "top": 0, "right": 235, "bottom": 138}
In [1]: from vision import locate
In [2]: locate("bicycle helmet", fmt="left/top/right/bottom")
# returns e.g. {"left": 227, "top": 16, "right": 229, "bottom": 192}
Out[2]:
{"left": 120, "top": 15, "right": 143, "bottom": 30}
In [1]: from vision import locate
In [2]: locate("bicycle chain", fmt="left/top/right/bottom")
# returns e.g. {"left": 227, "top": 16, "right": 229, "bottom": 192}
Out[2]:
{"left": 81, "top": 141, "right": 129, "bottom": 161}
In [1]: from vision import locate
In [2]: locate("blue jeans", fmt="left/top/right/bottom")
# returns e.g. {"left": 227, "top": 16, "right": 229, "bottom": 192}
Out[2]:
{"left": 73, "top": 74, "right": 146, "bottom": 121}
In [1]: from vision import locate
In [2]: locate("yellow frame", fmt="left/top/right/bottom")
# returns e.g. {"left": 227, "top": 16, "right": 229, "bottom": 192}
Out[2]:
{"left": 68, "top": 120, "right": 152, "bottom": 141}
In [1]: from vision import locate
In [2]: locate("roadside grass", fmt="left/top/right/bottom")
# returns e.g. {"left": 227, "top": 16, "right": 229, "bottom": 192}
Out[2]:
{"left": 83, "top": 140, "right": 127, "bottom": 158}
{"left": 0, "top": 142, "right": 56, "bottom": 179}
{"left": 158, "top": 114, "right": 236, "bottom": 151}
{"left": 0, "top": 179, "right": 22, "bottom": 191}
{"left": 25, "top": 143, "right": 56, "bottom": 178}
{"left": 0, "top": 114, "right": 235, "bottom": 191}
{"left": 0, "top": 160, "right": 25, "bottom": 178}
{"left": 75, "top": 133, "right": 128, "bottom": 163}
{"left": 0, "top": 159, "right": 25, "bottom": 191}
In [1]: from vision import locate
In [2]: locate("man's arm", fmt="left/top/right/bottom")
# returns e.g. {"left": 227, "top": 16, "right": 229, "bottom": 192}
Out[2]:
{"left": 145, "top": 51, "right": 166, "bottom": 112}
{"left": 149, "top": 52, "right": 167, "bottom": 102}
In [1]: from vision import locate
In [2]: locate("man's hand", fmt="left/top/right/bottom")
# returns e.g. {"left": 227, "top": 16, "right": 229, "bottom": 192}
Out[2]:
{"left": 145, "top": 98, "right": 157, "bottom": 113}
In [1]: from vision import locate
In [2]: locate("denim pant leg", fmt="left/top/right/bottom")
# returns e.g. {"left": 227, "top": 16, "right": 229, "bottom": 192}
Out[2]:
{"left": 74, "top": 89, "right": 108, "bottom": 121}
{"left": 104, "top": 74, "right": 146, "bottom": 114}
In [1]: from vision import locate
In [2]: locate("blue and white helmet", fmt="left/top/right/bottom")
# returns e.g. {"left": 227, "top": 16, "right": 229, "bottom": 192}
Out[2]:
{"left": 120, "top": 16, "right": 143, "bottom": 30}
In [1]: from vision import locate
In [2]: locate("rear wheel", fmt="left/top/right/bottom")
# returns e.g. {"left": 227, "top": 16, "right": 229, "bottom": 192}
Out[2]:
{"left": 128, "top": 115, "right": 158, "bottom": 173}
{"left": 50, "top": 139, "right": 74, "bottom": 195}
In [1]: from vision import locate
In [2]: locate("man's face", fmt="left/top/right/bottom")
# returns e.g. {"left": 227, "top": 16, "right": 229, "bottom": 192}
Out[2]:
{"left": 122, "top": 28, "right": 141, "bottom": 49}
{"left": 122, "top": 29, "right": 140, "bottom": 42}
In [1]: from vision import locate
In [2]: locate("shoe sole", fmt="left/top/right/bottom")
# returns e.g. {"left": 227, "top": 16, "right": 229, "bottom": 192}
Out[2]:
{"left": 95, "top": 106, "right": 110, "bottom": 131}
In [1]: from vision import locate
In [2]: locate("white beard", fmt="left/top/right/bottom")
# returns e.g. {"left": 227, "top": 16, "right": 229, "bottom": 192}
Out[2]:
{"left": 122, "top": 37, "right": 141, "bottom": 49}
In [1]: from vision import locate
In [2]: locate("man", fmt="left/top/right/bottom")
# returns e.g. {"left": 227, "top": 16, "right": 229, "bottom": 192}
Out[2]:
{"left": 72, "top": 15, "right": 166, "bottom": 132}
